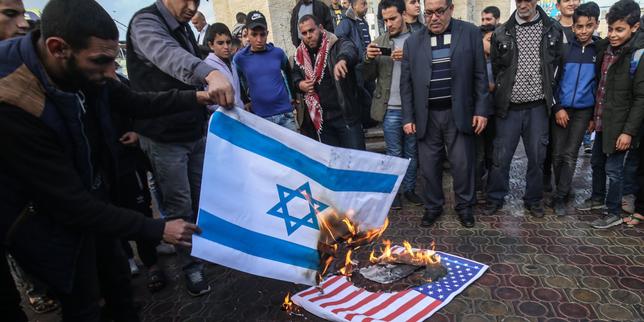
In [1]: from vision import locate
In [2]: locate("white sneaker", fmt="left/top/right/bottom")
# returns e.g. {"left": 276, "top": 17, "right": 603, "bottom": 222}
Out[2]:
{"left": 128, "top": 258, "right": 140, "bottom": 275}
{"left": 622, "top": 194, "right": 635, "bottom": 214}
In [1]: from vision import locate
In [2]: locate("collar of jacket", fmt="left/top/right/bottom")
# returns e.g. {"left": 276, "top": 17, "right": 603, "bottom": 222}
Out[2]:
{"left": 344, "top": 7, "right": 361, "bottom": 21}
{"left": 0, "top": 31, "right": 85, "bottom": 117}
{"left": 505, "top": 6, "right": 555, "bottom": 30}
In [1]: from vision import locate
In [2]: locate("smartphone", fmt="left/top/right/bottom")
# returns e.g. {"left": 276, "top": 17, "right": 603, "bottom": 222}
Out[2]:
{"left": 377, "top": 46, "right": 392, "bottom": 56}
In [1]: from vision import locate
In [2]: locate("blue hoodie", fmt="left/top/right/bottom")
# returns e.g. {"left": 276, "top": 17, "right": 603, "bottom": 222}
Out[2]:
{"left": 233, "top": 43, "right": 293, "bottom": 117}
{"left": 554, "top": 37, "right": 598, "bottom": 112}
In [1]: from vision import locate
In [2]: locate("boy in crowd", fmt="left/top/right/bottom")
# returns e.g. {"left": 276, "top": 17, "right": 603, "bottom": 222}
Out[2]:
{"left": 204, "top": 23, "right": 244, "bottom": 110}
{"left": 550, "top": 2, "right": 600, "bottom": 216}
{"left": 579, "top": 0, "right": 643, "bottom": 229}
{"left": 474, "top": 24, "right": 496, "bottom": 203}
{"left": 556, "top": 0, "right": 581, "bottom": 42}
{"left": 234, "top": 11, "right": 297, "bottom": 130}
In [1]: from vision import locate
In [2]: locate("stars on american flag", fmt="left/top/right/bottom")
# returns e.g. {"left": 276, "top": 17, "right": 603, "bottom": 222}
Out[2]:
{"left": 414, "top": 252, "right": 485, "bottom": 300}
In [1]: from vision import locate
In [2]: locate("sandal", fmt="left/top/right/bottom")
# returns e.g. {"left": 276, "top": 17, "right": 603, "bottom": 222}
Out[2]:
{"left": 28, "top": 294, "right": 59, "bottom": 314}
{"left": 623, "top": 213, "right": 644, "bottom": 227}
{"left": 147, "top": 268, "right": 167, "bottom": 293}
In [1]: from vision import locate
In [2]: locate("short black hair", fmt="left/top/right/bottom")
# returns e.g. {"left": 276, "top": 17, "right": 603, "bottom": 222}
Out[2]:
{"left": 606, "top": 0, "right": 641, "bottom": 26}
{"left": 573, "top": 2, "right": 600, "bottom": 24}
{"left": 480, "top": 24, "right": 496, "bottom": 35}
{"left": 298, "top": 14, "right": 321, "bottom": 26}
{"left": 482, "top": 6, "right": 500, "bottom": 19}
{"left": 41, "top": 0, "right": 118, "bottom": 50}
{"left": 231, "top": 37, "right": 241, "bottom": 48}
{"left": 377, "top": 0, "right": 405, "bottom": 21}
{"left": 205, "top": 23, "right": 232, "bottom": 45}
{"left": 236, "top": 12, "right": 247, "bottom": 24}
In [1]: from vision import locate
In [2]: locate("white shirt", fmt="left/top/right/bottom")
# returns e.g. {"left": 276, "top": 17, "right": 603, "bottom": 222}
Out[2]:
{"left": 197, "top": 25, "right": 209, "bottom": 44}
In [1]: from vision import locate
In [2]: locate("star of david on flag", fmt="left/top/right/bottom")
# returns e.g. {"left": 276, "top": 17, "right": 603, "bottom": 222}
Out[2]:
{"left": 266, "top": 182, "right": 328, "bottom": 235}
{"left": 191, "top": 108, "right": 409, "bottom": 285}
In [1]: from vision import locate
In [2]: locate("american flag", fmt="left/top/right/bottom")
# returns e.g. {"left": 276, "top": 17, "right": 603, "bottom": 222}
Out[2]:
{"left": 292, "top": 249, "right": 488, "bottom": 322}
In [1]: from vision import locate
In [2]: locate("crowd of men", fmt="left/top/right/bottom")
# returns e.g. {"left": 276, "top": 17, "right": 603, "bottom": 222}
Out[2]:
{"left": 0, "top": 0, "right": 643, "bottom": 321}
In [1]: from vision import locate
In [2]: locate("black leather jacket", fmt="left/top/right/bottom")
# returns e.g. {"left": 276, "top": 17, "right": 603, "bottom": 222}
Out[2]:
{"left": 490, "top": 6, "right": 563, "bottom": 118}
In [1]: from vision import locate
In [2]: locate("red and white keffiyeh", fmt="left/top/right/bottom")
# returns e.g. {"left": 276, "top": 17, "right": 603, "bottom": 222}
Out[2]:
{"left": 294, "top": 31, "right": 330, "bottom": 134}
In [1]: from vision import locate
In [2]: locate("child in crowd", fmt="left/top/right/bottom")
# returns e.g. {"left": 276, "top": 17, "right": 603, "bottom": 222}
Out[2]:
{"left": 550, "top": 2, "right": 600, "bottom": 216}
{"left": 203, "top": 23, "right": 244, "bottom": 111}
{"left": 578, "top": 0, "right": 643, "bottom": 229}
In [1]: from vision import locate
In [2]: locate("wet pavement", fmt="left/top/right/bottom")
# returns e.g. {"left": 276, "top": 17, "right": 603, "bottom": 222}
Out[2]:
{"left": 25, "top": 145, "right": 643, "bottom": 321}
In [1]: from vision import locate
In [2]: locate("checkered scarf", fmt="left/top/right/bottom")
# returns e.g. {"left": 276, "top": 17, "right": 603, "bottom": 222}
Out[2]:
{"left": 294, "top": 31, "right": 330, "bottom": 134}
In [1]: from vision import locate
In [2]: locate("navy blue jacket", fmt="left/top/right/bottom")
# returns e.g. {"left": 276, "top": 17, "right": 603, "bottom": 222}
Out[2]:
{"left": 554, "top": 37, "right": 598, "bottom": 113}
{"left": 401, "top": 19, "right": 490, "bottom": 138}
{"left": 0, "top": 32, "right": 198, "bottom": 292}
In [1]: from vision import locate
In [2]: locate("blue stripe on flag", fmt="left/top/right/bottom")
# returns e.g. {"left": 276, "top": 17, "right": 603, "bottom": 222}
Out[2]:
{"left": 210, "top": 112, "right": 398, "bottom": 193}
{"left": 197, "top": 208, "right": 320, "bottom": 270}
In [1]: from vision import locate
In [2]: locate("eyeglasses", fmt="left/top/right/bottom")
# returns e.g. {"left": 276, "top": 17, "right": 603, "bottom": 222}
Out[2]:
{"left": 423, "top": 6, "right": 450, "bottom": 18}
{"left": 215, "top": 40, "right": 232, "bottom": 45}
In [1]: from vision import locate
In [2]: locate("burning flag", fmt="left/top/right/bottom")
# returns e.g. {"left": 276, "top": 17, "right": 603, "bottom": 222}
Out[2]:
{"left": 192, "top": 108, "right": 409, "bottom": 285}
{"left": 292, "top": 246, "right": 489, "bottom": 321}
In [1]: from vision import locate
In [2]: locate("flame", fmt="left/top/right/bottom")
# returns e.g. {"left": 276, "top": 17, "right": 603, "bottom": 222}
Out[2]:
{"left": 281, "top": 292, "right": 295, "bottom": 313}
{"left": 370, "top": 240, "right": 441, "bottom": 266}
{"left": 339, "top": 249, "right": 353, "bottom": 276}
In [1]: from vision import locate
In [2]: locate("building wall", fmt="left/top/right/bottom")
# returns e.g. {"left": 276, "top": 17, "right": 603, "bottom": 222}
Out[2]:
{"left": 213, "top": 0, "right": 515, "bottom": 57}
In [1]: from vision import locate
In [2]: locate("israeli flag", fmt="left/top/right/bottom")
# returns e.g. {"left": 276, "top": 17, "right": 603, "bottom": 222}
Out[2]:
{"left": 192, "top": 108, "right": 410, "bottom": 286}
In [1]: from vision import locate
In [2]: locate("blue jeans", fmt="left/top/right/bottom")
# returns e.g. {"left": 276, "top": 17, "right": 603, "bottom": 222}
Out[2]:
{"left": 623, "top": 146, "right": 640, "bottom": 195}
{"left": 383, "top": 109, "right": 418, "bottom": 193}
{"left": 590, "top": 132, "right": 627, "bottom": 215}
{"left": 264, "top": 111, "right": 297, "bottom": 131}
{"left": 487, "top": 105, "right": 549, "bottom": 206}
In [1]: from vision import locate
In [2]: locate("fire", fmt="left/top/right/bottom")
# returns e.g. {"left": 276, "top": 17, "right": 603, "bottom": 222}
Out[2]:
{"left": 370, "top": 240, "right": 441, "bottom": 266}
{"left": 316, "top": 207, "right": 390, "bottom": 280}
{"left": 281, "top": 292, "right": 296, "bottom": 314}
{"left": 339, "top": 249, "right": 353, "bottom": 276}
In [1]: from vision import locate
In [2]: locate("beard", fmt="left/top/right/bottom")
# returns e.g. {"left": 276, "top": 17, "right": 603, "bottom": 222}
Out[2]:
{"left": 63, "top": 54, "right": 105, "bottom": 91}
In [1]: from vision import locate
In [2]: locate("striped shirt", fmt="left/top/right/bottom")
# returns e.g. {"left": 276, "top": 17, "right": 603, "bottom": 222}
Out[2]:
{"left": 356, "top": 18, "right": 371, "bottom": 49}
{"left": 428, "top": 26, "right": 452, "bottom": 109}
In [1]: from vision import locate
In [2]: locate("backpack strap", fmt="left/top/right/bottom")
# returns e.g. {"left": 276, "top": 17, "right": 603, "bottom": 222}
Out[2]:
{"left": 631, "top": 48, "right": 644, "bottom": 79}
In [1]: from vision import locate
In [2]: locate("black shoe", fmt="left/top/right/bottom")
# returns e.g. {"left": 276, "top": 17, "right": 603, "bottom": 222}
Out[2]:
{"left": 403, "top": 191, "right": 424, "bottom": 206}
{"left": 482, "top": 202, "right": 502, "bottom": 215}
{"left": 185, "top": 266, "right": 211, "bottom": 297}
{"left": 525, "top": 203, "right": 545, "bottom": 218}
{"left": 420, "top": 210, "right": 441, "bottom": 227}
{"left": 458, "top": 211, "right": 475, "bottom": 228}
{"left": 391, "top": 194, "right": 402, "bottom": 210}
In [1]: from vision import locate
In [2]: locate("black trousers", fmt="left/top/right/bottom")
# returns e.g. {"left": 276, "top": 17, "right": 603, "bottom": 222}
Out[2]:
{"left": 319, "top": 118, "right": 366, "bottom": 150}
{"left": 0, "top": 249, "right": 28, "bottom": 322}
{"left": 634, "top": 131, "right": 644, "bottom": 214}
{"left": 419, "top": 109, "right": 475, "bottom": 213}
{"left": 53, "top": 237, "right": 139, "bottom": 322}
{"left": 118, "top": 164, "right": 158, "bottom": 268}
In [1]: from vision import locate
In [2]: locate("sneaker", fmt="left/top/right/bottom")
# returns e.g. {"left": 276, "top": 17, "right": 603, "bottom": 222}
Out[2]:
{"left": 403, "top": 191, "right": 424, "bottom": 206}
{"left": 577, "top": 198, "right": 604, "bottom": 211}
{"left": 622, "top": 194, "right": 635, "bottom": 214}
{"left": 185, "top": 268, "right": 211, "bottom": 297}
{"left": 590, "top": 213, "right": 623, "bottom": 229}
{"left": 391, "top": 194, "right": 402, "bottom": 210}
{"left": 156, "top": 242, "right": 176, "bottom": 255}
{"left": 553, "top": 199, "right": 567, "bottom": 217}
{"left": 525, "top": 203, "right": 545, "bottom": 218}
{"left": 128, "top": 258, "right": 140, "bottom": 276}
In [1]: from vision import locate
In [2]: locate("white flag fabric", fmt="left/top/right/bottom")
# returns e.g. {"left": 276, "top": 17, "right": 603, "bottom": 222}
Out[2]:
{"left": 192, "top": 108, "right": 410, "bottom": 285}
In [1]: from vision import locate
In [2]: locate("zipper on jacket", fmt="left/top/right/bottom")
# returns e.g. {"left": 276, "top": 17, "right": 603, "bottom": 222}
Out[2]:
{"left": 569, "top": 56, "right": 583, "bottom": 108}
{"left": 76, "top": 91, "right": 94, "bottom": 186}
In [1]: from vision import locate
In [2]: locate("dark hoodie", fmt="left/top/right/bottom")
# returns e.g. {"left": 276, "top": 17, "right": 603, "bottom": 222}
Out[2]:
{"left": 0, "top": 32, "right": 200, "bottom": 292}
